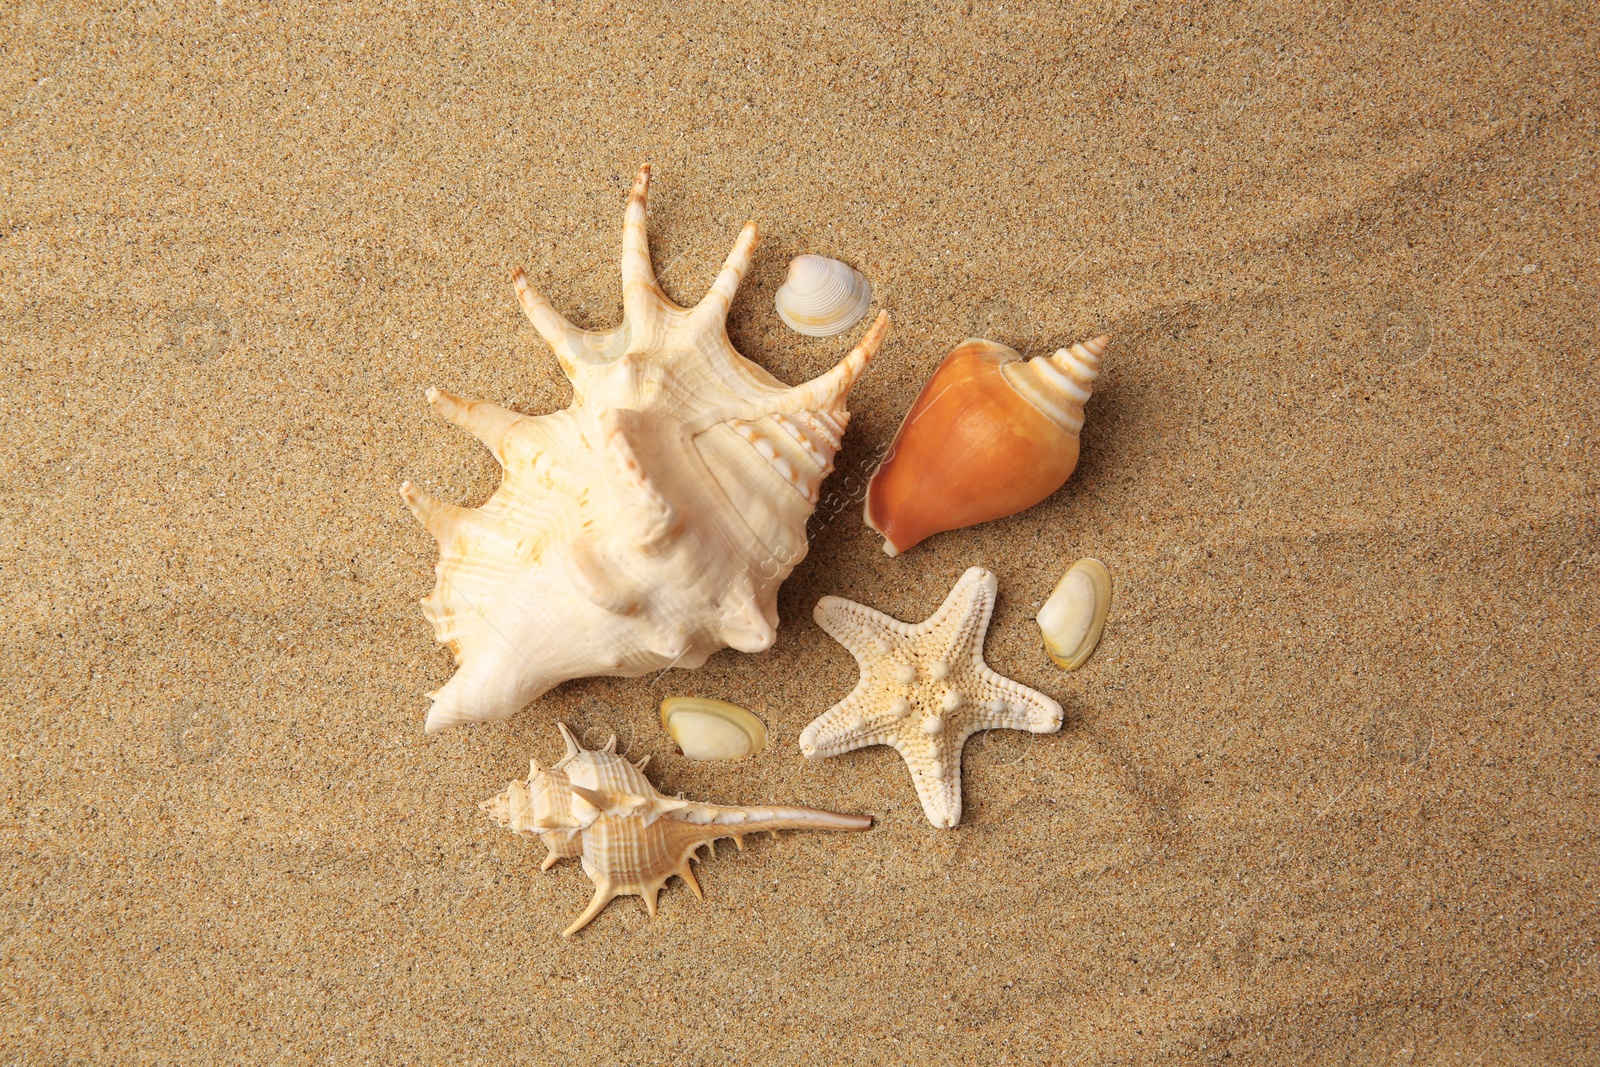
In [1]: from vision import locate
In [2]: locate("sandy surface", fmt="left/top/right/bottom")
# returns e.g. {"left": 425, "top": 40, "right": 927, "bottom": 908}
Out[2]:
{"left": 3, "top": 1, "right": 1597, "bottom": 1063}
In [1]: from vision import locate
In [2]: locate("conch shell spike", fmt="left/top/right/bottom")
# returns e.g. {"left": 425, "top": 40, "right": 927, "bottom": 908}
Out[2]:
{"left": 425, "top": 387, "right": 523, "bottom": 462}
{"left": 715, "top": 312, "right": 888, "bottom": 425}
{"left": 695, "top": 221, "right": 760, "bottom": 318}
{"left": 781, "top": 313, "right": 887, "bottom": 412}
{"left": 568, "top": 782, "right": 609, "bottom": 811}
{"left": 603, "top": 734, "right": 617, "bottom": 753}
{"left": 621, "top": 164, "right": 686, "bottom": 316}
{"left": 398, "top": 480, "right": 466, "bottom": 540}
{"left": 565, "top": 882, "right": 618, "bottom": 938}
{"left": 511, "top": 267, "right": 585, "bottom": 383}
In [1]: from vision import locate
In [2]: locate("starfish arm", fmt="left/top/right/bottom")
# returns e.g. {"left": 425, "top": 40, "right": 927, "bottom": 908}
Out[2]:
{"left": 920, "top": 567, "right": 998, "bottom": 634}
{"left": 798, "top": 688, "right": 884, "bottom": 758}
{"left": 970, "top": 669, "right": 1064, "bottom": 734}
{"left": 901, "top": 733, "right": 964, "bottom": 829}
{"left": 813, "top": 595, "right": 913, "bottom": 664}
{"left": 916, "top": 567, "right": 1001, "bottom": 665}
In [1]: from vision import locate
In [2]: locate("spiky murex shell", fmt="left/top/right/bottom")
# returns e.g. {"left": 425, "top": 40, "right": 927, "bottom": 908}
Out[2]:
{"left": 481, "top": 724, "right": 872, "bottom": 935}
{"left": 401, "top": 166, "right": 890, "bottom": 733}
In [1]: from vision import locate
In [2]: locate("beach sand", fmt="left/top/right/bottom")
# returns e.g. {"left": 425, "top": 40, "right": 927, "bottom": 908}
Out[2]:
{"left": 2, "top": 1, "right": 1596, "bottom": 1062}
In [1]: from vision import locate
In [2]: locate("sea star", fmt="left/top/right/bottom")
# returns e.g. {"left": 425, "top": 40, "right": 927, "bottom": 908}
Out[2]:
{"left": 799, "top": 567, "right": 1063, "bottom": 828}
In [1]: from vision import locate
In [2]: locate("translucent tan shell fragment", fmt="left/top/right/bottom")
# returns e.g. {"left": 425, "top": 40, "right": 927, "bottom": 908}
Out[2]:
{"left": 774, "top": 255, "right": 873, "bottom": 337}
{"left": 398, "top": 166, "right": 891, "bottom": 734}
{"left": 864, "top": 336, "right": 1105, "bottom": 555}
{"left": 1037, "top": 558, "right": 1112, "bottom": 670}
{"left": 660, "top": 697, "right": 768, "bottom": 760}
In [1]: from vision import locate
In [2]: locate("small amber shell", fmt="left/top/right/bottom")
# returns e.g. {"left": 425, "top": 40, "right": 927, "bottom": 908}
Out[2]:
{"left": 865, "top": 336, "right": 1105, "bottom": 555}
{"left": 1038, "top": 558, "right": 1112, "bottom": 669}
{"left": 660, "top": 697, "right": 768, "bottom": 760}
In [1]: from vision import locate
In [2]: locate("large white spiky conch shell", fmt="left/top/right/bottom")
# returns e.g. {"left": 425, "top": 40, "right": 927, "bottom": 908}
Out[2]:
{"left": 400, "top": 165, "right": 891, "bottom": 734}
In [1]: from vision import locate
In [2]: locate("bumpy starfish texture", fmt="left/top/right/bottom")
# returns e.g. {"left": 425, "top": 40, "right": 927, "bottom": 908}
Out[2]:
{"left": 799, "top": 567, "right": 1063, "bottom": 828}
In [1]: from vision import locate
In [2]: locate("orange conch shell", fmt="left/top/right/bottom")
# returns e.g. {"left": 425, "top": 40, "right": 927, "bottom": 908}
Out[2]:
{"left": 864, "top": 336, "right": 1105, "bottom": 555}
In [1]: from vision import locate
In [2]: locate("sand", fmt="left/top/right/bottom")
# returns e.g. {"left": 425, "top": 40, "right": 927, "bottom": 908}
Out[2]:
{"left": 2, "top": 1, "right": 1596, "bottom": 1063}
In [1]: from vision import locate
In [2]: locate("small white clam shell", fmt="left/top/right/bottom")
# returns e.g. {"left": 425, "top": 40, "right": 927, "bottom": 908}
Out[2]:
{"left": 1037, "top": 558, "right": 1112, "bottom": 670}
{"left": 660, "top": 697, "right": 768, "bottom": 760}
{"left": 774, "top": 255, "right": 872, "bottom": 338}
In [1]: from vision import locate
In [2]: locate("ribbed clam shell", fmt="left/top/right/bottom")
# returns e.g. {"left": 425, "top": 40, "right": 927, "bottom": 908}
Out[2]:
{"left": 774, "top": 255, "right": 873, "bottom": 337}
{"left": 1037, "top": 558, "right": 1111, "bottom": 670}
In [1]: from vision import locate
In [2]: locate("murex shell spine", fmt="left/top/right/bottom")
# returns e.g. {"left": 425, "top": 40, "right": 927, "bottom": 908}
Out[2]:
{"left": 401, "top": 166, "right": 890, "bottom": 733}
